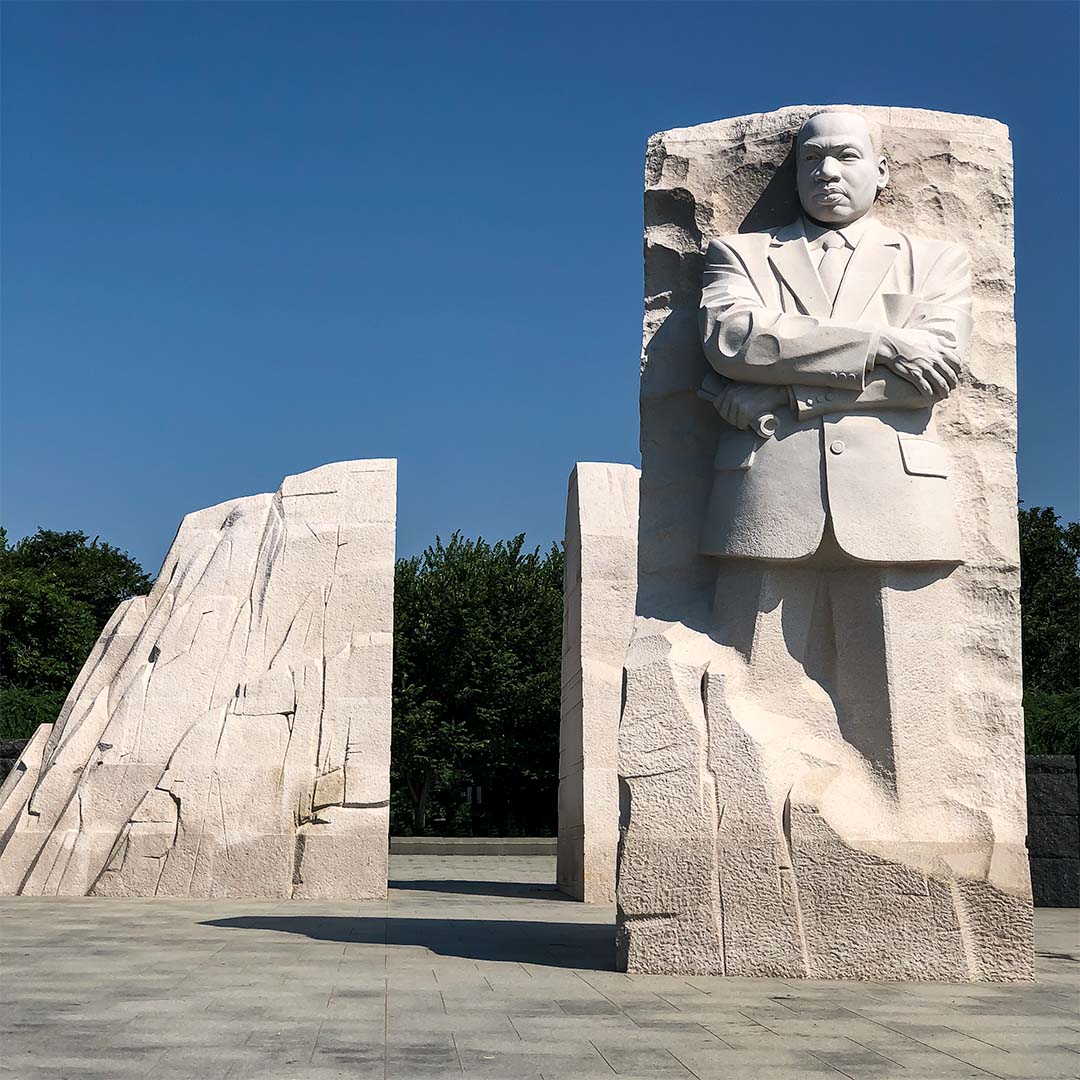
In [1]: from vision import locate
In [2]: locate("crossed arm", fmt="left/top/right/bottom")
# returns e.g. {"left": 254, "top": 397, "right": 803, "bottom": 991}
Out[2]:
{"left": 698, "top": 237, "right": 973, "bottom": 431}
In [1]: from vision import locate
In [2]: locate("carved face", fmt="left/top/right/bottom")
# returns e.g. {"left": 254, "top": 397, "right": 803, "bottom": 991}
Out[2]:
{"left": 796, "top": 113, "right": 889, "bottom": 225}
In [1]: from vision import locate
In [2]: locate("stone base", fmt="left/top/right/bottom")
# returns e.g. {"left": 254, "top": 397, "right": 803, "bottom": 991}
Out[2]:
{"left": 617, "top": 620, "right": 1033, "bottom": 981}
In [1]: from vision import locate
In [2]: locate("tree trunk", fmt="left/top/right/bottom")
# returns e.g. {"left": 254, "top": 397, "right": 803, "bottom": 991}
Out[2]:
{"left": 409, "top": 772, "right": 432, "bottom": 832}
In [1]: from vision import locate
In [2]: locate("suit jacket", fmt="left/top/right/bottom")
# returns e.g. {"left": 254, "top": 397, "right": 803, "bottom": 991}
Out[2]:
{"left": 698, "top": 216, "right": 973, "bottom": 563}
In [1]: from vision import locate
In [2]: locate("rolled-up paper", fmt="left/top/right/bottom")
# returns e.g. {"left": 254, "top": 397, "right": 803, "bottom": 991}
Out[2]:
{"left": 752, "top": 412, "right": 777, "bottom": 439}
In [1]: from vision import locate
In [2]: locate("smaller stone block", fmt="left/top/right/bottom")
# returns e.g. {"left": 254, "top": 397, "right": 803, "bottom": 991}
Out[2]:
{"left": 557, "top": 462, "right": 639, "bottom": 903}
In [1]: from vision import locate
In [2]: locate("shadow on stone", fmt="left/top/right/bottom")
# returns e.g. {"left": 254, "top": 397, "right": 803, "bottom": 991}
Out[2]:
{"left": 388, "top": 878, "right": 579, "bottom": 900}
{"left": 201, "top": 915, "right": 616, "bottom": 969}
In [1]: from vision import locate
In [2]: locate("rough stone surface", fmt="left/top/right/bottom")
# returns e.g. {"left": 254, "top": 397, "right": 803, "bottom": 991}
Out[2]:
{"left": 557, "top": 463, "right": 639, "bottom": 902}
{"left": 618, "top": 106, "right": 1033, "bottom": 979}
{"left": 0, "top": 460, "right": 396, "bottom": 899}
{"left": 1027, "top": 756, "right": 1080, "bottom": 907}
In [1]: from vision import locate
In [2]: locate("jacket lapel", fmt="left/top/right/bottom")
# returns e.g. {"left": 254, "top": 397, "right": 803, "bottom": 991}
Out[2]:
{"left": 831, "top": 219, "right": 902, "bottom": 321}
{"left": 767, "top": 222, "right": 831, "bottom": 317}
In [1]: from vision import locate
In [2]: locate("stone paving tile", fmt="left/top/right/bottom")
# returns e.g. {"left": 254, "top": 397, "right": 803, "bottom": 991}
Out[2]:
{"left": 2, "top": 856, "right": 1078, "bottom": 1079}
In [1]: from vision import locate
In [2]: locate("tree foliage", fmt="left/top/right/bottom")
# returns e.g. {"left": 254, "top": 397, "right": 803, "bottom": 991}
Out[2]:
{"left": 0, "top": 528, "right": 152, "bottom": 739}
{"left": 391, "top": 533, "right": 564, "bottom": 834}
{"left": 2, "top": 506, "right": 1073, "bottom": 817}
{"left": 1018, "top": 506, "right": 1079, "bottom": 754}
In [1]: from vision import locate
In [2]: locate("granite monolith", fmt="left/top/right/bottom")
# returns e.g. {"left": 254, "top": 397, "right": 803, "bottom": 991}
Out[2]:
{"left": 0, "top": 460, "right": 395, "bottom": 899}
{"left": 617, "top": 106, "right": 1032, "bottom": 980}
{"left": 557, "top": 462, "right": 639, "bottom": 902}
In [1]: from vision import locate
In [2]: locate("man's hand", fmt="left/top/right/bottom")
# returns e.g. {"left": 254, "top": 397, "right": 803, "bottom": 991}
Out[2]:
{"left": 714, "top": 382, "right": 789, "bottom": 431}
{"left": 875, "top": 328, "right": 961, "bottom": 399}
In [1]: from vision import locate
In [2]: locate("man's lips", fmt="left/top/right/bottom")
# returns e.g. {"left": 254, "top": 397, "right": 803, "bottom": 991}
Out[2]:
{"left": 814, "top": 190, "right": 846, "bottom": 203}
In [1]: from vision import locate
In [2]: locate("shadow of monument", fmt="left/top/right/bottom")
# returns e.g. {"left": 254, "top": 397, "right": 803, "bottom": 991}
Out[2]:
{"left": 202, "top": 915, "right": 616, "bottom": 970}
{"left": 388, "top": 878, "right": 578, "bottom": 901}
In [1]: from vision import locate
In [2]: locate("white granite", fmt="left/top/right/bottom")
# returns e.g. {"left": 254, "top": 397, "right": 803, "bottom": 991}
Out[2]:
{"left": 557, "top": 463, "right": 639, "bottom": 902}
{"left": 0, "top": 460, "right": 396, "bottom": 899}
{"left": 617, "top": 106, "right": 1032, "bottom": 980}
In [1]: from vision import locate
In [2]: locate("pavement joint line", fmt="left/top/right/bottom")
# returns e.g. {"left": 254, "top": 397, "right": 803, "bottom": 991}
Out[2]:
{"left": 588, "top": 1039, "right": 618, "bottom": 1074}
{"left": 667, "top": 1045, "right": 707, "bottom": 1079}
{"left": 663, "top": 1044, "right": 701, "bottom": 1077}
{"left": 570, "top": 968, "right": 638, "bottom": 1024}
{"left": 948, "top": 1025, "right": 1013, "bottom": 1052}
{"left": 842, "top": 1035, "right": 906, "bottom": 1068}
{"left": 655, "top": 992, "right": 685, "bottom": 1011}
{"left": 696, "top": 1021, "right": 734, "bottom": 1049}
{"left": 382, "top": 977, "right": 389, "bottom": 1080}
{"left": 804, "top": 1047, "right": 859, "bottom": 1079}
{"left": 450, "top": 1030, "right": 464, "bottom": 1074}
{"left": 737, "top": 1009, "right": 784, "bottom": 1036}
{"left": 864, "top": 1018, "right": 1009, "bottom": 1078}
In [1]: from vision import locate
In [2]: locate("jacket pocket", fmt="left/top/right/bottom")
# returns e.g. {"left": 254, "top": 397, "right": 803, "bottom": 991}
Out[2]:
{"left": 898, "top": 434, "right": 950, "bottom": 478}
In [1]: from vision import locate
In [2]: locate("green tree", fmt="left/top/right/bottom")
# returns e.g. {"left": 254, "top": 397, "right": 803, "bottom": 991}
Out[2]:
{"left": 0, "top": 528, "right": 152, "bottom": 739}
{"left": 391, "top": 533, "right": 564, "bottom": 834}
{"left": 1018, "top": 506, "right": 1079, "bottom": 754}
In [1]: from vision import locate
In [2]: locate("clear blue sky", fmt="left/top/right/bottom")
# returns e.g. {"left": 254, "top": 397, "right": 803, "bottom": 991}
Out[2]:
{"left": 3, "top": 1, "right": 1077, "bottom": 573}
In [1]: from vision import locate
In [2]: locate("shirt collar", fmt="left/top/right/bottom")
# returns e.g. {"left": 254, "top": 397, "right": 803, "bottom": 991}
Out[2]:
{"left": 801, "top": 214, "right": 874, "bottom": 250}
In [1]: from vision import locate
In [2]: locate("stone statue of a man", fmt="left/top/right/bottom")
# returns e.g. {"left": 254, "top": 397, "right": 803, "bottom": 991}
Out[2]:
{"left": 699, "top": 109, "right": 971, "bottom": 563}
{"left": 617, "top": 104, "right": 1030, "bottom": 982}
{"left": 697, "top": 109, "right": 972, "bottom": 794}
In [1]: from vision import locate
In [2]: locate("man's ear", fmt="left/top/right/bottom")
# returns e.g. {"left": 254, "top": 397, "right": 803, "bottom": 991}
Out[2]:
{"left": 876, "top": 156, "right": 890, "bottom": 192}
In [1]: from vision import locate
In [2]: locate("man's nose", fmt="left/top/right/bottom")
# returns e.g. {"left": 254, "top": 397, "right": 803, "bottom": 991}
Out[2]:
{"left": 817, "top": 156, "right": 842, "bottom": 180}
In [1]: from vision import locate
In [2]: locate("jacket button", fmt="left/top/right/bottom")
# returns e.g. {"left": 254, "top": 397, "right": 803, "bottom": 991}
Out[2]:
{"left": 824, "top": 392, "right": 833, "bottom": 402}
{"left": 830, "top": 439, "right": 846, "bottom": 454}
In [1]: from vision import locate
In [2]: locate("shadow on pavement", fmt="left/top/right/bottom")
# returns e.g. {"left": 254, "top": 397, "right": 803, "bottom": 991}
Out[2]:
{"left": 201, "top": 915, "right": 616, "bottom": 970}
{"left": 388, "top": 878, "right": 579, "bottom": 901}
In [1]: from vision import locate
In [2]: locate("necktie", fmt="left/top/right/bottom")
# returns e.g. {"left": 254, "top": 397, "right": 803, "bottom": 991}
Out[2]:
{"left": 817, "top": 231, "right": 850, "bottom": 306}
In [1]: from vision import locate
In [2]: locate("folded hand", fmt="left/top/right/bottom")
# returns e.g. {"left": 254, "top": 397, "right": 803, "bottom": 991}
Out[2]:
{"left": 714, "top": 382, "right": 789, "bottom": 431}
{"left": 876, "top": 328, "right": 961, "bottom": 399}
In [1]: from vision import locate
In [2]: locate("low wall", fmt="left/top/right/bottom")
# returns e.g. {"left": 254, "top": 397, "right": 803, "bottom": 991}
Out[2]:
{"left": 390, "top": 837, "right": 557, "bottom": 856}
{"left": 1027, "top": 755, "right": 1080, "bottom": 907}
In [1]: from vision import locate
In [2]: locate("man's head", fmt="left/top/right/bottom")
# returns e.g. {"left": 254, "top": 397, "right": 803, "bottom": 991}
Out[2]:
{"left": 795, "top": 110, "right": 888, "bottom": 226}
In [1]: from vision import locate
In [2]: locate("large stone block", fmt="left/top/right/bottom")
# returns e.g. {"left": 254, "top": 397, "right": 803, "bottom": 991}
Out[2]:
{"left": 0, "top": 460, "right": 396, "bottom": 899}
{"left": 618, "top": 106, "right": 1033, "bottom": 979}
{"left": 558, "top": 462, "right": 639, "bottom": 902}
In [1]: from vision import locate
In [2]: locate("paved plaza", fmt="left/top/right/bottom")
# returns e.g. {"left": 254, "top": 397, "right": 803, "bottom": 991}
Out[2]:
{"left": 1, "top": 856, "right": 1077, "bottom": 1079}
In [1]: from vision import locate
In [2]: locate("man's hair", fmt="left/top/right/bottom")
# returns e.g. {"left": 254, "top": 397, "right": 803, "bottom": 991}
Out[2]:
{"left": 795, "top": 108, "right": 886, "bottom": 159}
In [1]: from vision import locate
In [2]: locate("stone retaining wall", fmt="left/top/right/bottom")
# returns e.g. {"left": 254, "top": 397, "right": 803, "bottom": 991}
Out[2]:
{"left": 1027, "top": 755, "right": 1080, "bottom": 907}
